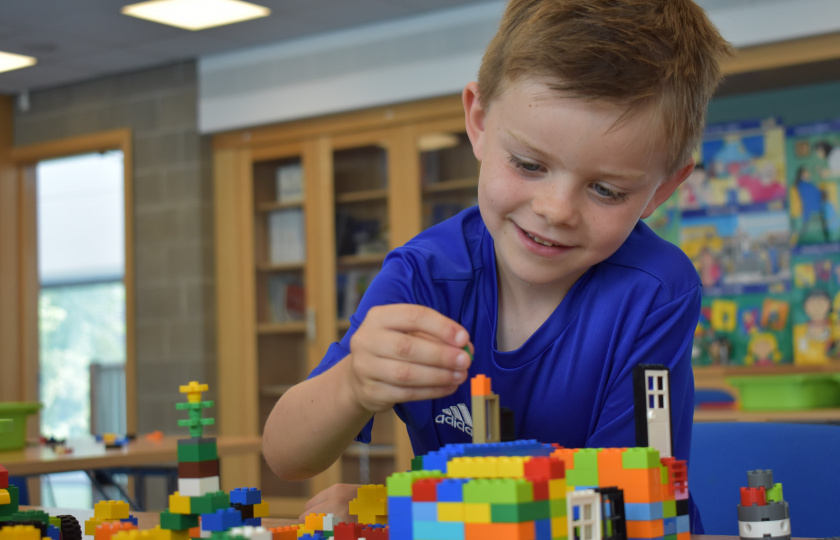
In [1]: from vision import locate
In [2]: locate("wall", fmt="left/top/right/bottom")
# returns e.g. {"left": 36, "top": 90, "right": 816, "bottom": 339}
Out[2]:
{"left": 13, "top": 61, "right": 217, "bottom": 434}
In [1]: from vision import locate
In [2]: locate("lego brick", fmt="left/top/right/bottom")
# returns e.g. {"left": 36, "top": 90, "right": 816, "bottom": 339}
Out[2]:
{"left": 622, "top": 448, "right": 661, "bottom": 470}
{"left": 662, "top": 499, "right": 676, "bottom": 519}
{"left": 464, "top": 521, "right": 536, "bottom": 540}
{"left": 414, "top": 520, "right": 465, "bottom": 540}
{"left": 85, "top": 518, "right": 108, "bottom": 536}
{"left": 230, "top": 488, "right": 262, "bottom": 506}
{"left": 176, "top": 440, "right": 218, "bottom": 462}
{"left": 348, "top": 484, "right": 387, "bottom": 525}
{"left": 766, "top": 483, "right": 784, "bottom": 503}
{"left": 462, "top": 503, "right": 491, "bottom": 523}
{"left": 95, "top": 501, "right": 130, "bottom": 521}
{"left": 566, "top": 468, "right": 598, "bottom": 487}
{"left": 438, "top": 502, "right": 466, "bottom": 522}
{"left": 625, "top": 502, "right": 664, "bottom": 521}
{"left": 0, "top": 466, "right": 7, "bottom": 490}
{"left": 626, "top": 519, "right": 665, "bottom": 538}
{"left": 251, "top": 502, "right": 269, "bottom": 519}
{"left": 523, "top": 457, "right": 565, "bottom": 481}
{"left": 360, "top": 524, "right": 389, "bottom": 540}
{"left": 463, "top": 478, "right": 533, "bottom": 504}
{"left": 233, "top": 503, "right": 254, "bottom": 521}
{"left": 412, "top": 501, "right": 438, "bottom": 521}
{"left": 387, "top": 471, "right": 444, "bottom": 497}
{"left": 739, "top": 487, "right": 767, "bottom": 506}
{"left": 0, "top": 491, "right": 8, "bottom": 506}
{"left": 549, "top": 498, "right": 568, "bottom": 518}
{"left": 411, "top": 456, "right": 424, "bottom": 471}
{"left": 95, "top": 520, "right": 137, "bottom": 540}
{"left": 177, "top": 477, "right": 220, "bottom": 497}
{"left": 201, "top": 509, "right": 242, "bottom": 532}
{"left": 386, "top": 497, "right": 412, "bottom": 539}
{"left": 747, "top": 469, "right": 774, "bottom": 490}
{"left": 168, "top": 493, "right": 191, "bottom": 515}
{"left": 303, "top": 513, "right": 325, "bottom": 532}
{"left": 412, "top": 478, "right": 443, "bottom": 502}
{"left": 159, "top": 511, "right": 198, "bottom": 531}
{"left": 437, "top": 478, "right": 468, "bottom": 502}
{"left": 490, "top": 500, "right": 550, "bottom": 523}
{"left": 738, "top": 517, "right": 791, "bottom": 539}
{"left": 153, "top": 525, "right": 190, "bottom": 540}
{"left": 471, "top": 374, "right": 492, "bottom": 396}
{"left": 532, "top": 479, "right": 549, "bottom": 501}
{"left": 547, "top": 478, "right": 567, "bottom": 500}
{"left": 178, "top": 460, "right": 220, "bottom": 479}
{"left": 551, "top": 515, "right": 568, "bottom": 538}
{"left": 0, "top": 525, "right": 41, "bottom": 540}
{"left": 738, "top": 501, "right": 789, "bottom": 522}
{"left": 266, "top": 525, "right": 300, "bottom": 540}
{"left": 190, "top": 491, "right": 230, "bottom": 515}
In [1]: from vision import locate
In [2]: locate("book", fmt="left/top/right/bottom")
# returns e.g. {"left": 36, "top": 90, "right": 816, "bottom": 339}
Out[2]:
{"left": 268, "top": 208, "right": 305, "bottom": 264}
{"left": 275, "top": 162, "right": 304, "bottom": 203}
{"left": 267, "top": 274, "right": 305, "bottom": 323}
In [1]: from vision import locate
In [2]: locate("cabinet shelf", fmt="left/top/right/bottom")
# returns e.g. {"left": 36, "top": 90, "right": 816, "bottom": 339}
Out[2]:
{"left": 338, "top": 252, "right": 387, "bottom": 267}
{"left": 257, "top": 262, "right": 305, "bottom": 272}
{"left": 257, "top": 321, "right": 307, "bottom": 335}
{"left": 335, "top": 189, "right": 388, "bottom": 204}
{"left": 257, "top": 200, "right": 304, "bottom": 213}
{"left": 422, "top": 177, "right": 478, "bottom": 194}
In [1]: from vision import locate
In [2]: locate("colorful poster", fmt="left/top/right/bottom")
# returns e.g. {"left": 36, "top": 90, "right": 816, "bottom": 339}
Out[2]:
{"left": 790, "top": 243, "right": 840, "bottom": 365}
{"left": 786, "top": 119, "right": 840, "bottom": 245}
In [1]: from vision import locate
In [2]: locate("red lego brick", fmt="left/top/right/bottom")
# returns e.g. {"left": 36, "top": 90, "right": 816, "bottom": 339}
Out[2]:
{"left": 334, "top": 522, "right": 366, "bottom": 540}
{"left": 0, "top": 464, "right": 7, "bottom": 489}
{"left": 523, "top": 456, "right": 565, "bottom": 481}
{"left": 360, "top": 525, "right": 389, "bottom": 540}
{"left": 740, "top": 486, "right": 767, "bottom": 506}
{"left": 412, "top": 477, "right": 444, "bottom": 502}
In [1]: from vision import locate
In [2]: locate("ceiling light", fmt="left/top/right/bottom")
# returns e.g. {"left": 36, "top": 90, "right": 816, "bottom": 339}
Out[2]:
{"left": 0, "top": 51, "right": 37, "bottom": 74}
{"left": 122, "top": 0, "right": 270, "bottom": 31}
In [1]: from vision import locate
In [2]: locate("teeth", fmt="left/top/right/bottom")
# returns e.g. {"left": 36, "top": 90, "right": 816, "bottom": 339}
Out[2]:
{"left": 527, "top": 232, "right": 555, "bottom": 247}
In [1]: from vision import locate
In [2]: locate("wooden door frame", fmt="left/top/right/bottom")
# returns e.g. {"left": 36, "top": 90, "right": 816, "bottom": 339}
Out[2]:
{"left": 1, "top": 121, "right": 137, "bottom": 435}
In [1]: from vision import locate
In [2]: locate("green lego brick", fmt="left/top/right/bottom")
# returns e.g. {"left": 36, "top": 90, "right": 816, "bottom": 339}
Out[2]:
{"left": 463, "top": 478, "right": 533, "bottom": 504}
{"left": 411, "top": 456, "right": 424, "bottom": 471}
{"left": 0, "top": 486, "right": 19, "bottom": 517}
{"left": 622, "top": 447, "right": 661, "bottom": 469}
{"left": 573, "top": 449, "right": 599, "bottom": 470}
{"left": 209, "top": 531, "right": 233, "bottom": 540}
{"left": 664, "top": 534, "right": 677, "bottom": 540}
{"left": 662, "top": 499, "right": 677, "bottom": 518}
{"left": 49, "top": 516, "right": 61, "bottom": 528}
{"left": 190, "top": 491, "right": 230, "bottom": 514}
{"left": 177, "top": 439, "right": 219, "bottom": 462}
{"left": 491, "top": 500, "right": 551, "bottom": 523}
{"left": 549, "top": 498, "right": 567, "bottom": 518}
{"left": 566, "top": 468, "right": 598, "bottom": 487}
{"left": 12, "top": 510, "right": 50, "bottom": 524}
{"left": 767, "top": 483, "right": 784, "bottom": 502}
{"left": 386, "top": 470, "right": 444, "bottom": 497}
{"left": 159, "top": 511, "right": 199, "bottom": 530}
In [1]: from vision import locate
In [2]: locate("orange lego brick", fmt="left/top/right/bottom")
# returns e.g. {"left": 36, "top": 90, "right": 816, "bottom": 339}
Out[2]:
{"left": 465, "top": 521, "right": 535, "bottom": 540}
{"left": 626, "top": 519, "right": 664, "bottom": 538}
{"left": 596, "top": 448, "right": 626, "bottom": 471}
{"left": 471, "top": 374, "right": 492, "bottom": 396}
{"left": 267, "top": 525, "right": 300, "bottom": 540}
{"left": 95, "top": 520, "right": 137, "bottom": 540}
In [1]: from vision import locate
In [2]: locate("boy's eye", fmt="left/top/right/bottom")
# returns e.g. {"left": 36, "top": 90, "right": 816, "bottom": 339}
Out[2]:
{"left": 508, "top": 155, "right": 542, "bottom": 173}
{"left": 592, "top": 183, "right": 628, "bottom": 202}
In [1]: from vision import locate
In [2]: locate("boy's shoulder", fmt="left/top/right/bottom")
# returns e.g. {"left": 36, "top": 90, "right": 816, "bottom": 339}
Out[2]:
{"left": 393, "top": 206, "right": 487, "bottom": 281}
{"left": 600, "top": 221, "right": 700, "bottom": 300}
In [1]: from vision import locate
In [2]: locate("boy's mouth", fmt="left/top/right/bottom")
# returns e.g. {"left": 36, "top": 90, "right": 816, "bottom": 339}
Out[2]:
{"left": 525, "top": 231, "right": 557, "bottom": 247}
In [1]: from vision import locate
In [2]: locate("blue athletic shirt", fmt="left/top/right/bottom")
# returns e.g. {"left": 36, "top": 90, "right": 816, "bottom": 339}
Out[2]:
{"left": 309, "top": 205, "right": 700, "bottom": 474}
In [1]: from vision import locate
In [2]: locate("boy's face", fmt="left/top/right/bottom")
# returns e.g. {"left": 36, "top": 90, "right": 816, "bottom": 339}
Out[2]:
{"left": 463, "top": 78, "right": 692, "bottom": 295}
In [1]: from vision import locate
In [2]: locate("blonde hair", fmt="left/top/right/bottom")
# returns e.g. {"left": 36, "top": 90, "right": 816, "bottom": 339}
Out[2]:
{"left": 478, "top": 0, "right": 734, "bottom": 173}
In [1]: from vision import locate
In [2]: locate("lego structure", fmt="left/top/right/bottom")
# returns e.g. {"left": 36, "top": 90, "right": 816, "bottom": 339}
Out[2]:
{"left": 737, "top": 469, "right": 790, "bottom": 540}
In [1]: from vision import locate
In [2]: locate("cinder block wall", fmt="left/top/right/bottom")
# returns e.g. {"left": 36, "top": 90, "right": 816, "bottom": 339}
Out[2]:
{"left": 14, "top": 61, "right": 217, "bottom": 434}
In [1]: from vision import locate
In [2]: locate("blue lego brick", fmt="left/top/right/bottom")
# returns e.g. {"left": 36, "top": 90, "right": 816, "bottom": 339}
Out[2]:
{"left": 535, "top": 518, "right": 552, "bottom": 540}
{"left": 201, "top": 508, "right": 243, "bottom": 531}
{"left": 243, "top": 518, "right": 261, "bottom": 526}
{"left": 412, "top": 501, "right": 438, "bottom": 521}
{"left": 625, "top": 502, "right": 664, "bottom": 521}
{"left": 298, "top": 534, "right": 326, "bottom": 540}
{"left": 437, "top": 478, "right": 468, "bottom": 502}
{"left": 413, "top": 520, "right": 465, "bottom": 540}
{"left": 46, "top": 524, "right": 60, "bottom": 540}
{"left": 676, "top": 515, "right": 690, "bottom": 533}
{"left": 120, "top": 517, "right": 139, "bottom": 526}
{"left": 663, "top": 517, "right": 676, "bottom": 535}
{"left": 230, "top": 488, "right": 262, "bottom": 505}
{"left": 388, "top": 497, "right": 413, "bottom": 539}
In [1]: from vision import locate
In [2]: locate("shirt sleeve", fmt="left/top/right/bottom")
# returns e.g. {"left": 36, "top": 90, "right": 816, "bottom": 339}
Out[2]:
{"left": 586, "top": 283, "right": 701, "bottom": 463}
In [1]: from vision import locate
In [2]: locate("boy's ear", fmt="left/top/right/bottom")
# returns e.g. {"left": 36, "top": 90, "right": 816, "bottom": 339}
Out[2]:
{"left": 462, "top": 81, "right": 486, "bottom": 161}
{"left": 641, "top": 158, "right": 695, "bottom": 219}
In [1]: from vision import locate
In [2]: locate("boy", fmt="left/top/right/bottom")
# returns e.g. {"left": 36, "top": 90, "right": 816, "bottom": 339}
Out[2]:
{"left": 263, "top": 0, "right": 732, "bottom": 527}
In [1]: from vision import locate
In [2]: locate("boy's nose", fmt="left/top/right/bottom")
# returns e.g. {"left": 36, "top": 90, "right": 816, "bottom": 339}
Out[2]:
{"left": 531, "top": 181, "right": 580, "bottom": 228}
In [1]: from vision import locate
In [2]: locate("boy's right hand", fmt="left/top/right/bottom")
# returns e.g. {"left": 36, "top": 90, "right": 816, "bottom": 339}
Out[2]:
{"left": 347, "top": 304, "right": 473, "bottom": 414}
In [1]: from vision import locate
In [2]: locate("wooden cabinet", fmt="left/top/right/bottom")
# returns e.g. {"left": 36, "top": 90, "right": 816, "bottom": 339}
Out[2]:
{"left": 213, "top": 95, "right": 475, "bottom": 517}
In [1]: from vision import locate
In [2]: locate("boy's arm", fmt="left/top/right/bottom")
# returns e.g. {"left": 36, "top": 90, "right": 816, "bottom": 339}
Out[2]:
{"left": 262, "top": 303, "right": 473, "bottom": 481}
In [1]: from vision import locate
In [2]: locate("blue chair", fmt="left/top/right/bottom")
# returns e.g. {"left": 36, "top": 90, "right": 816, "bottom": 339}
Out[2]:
{"left": 689, "top": 422, "right": 840, "bottom": 538}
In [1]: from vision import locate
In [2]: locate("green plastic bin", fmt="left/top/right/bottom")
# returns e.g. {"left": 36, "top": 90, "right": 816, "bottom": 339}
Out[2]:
{"left": 726, "top": 374, "right": 840, "bottom": 411}
{"left": 0, "top": 402, "right": 42, "bottom": 450}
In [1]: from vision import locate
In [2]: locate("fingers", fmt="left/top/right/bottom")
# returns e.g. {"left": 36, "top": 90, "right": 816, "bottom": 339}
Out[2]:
{"left": 299, "top": 483, "right": 360, "bottom": 524}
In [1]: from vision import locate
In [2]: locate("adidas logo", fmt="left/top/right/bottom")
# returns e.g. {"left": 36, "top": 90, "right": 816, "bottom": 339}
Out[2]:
{"left": 435, "top": 403, "right": 473, "bottom": 436}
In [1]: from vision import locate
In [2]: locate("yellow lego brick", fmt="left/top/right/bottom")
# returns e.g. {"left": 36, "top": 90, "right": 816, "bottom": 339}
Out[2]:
{"left": 0, "top": 525, "right": 41, "bottom": 540}
{"left": 303, "top": 513, "right": 325, "bottom": 532}
{"left": 348, "top": 484, "right": 388, "bottom": 525}
{"left": 551, "top": 516, "right": 568, "bottom": 538}
{"left": 437, "top": 502, "right": 465, "bottom": 522}
{"left": 448, "top": 457, "right": 499, "bottom": 478}
{"left": 95, "top": 500, "right": 130, "bottom": 520}
{"left": 151, "top": 526, "right": 189, "bottom": 540}
{"left": 497, "top": 456, "right": 527, "bottom": 477}
{"left": 252, "top": 501, "right": 269, "bottom": 518}
{"left": 112, "top": 530, "right": 161, "bottom": 540}
{"left": 548, "top": 478, "right": 567, "bottom": 499}
{"left": 463, "top": 502, "right": 491, "bottom": 523}
{"left": 85, "top": 517, "right": 109, "bottom": 536}
{"left": 168, "top": 492, "right": 191, "bottom": 515}
{"left": 0, "top": 489, "right": 9, "bottom": 505}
